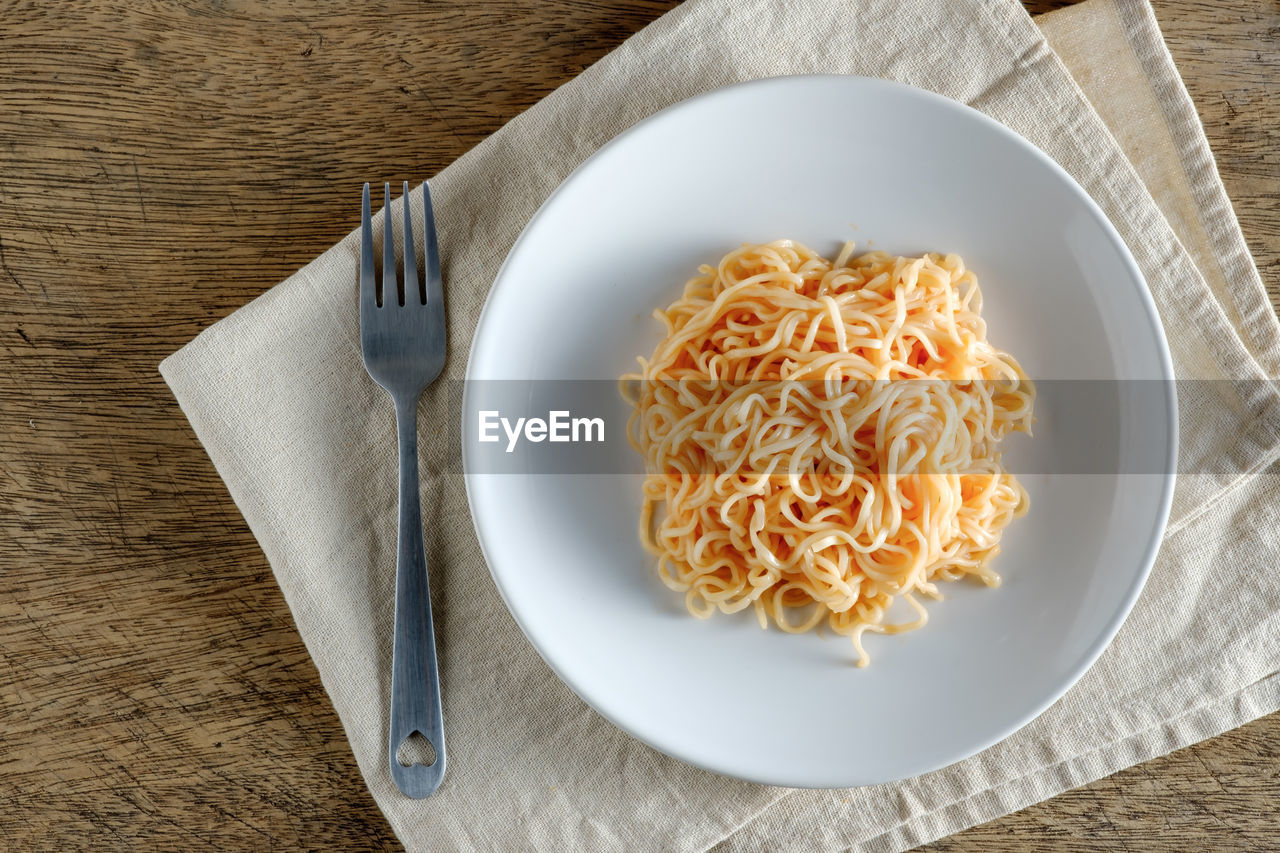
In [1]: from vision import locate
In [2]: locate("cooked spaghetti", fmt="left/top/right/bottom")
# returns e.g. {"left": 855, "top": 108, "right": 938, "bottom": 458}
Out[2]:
{"left": 622, "top": 240, "right": 1033, "bottom": 665}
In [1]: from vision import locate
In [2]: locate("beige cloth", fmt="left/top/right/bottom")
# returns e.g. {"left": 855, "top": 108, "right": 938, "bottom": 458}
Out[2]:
{"left": 160, "top": 0, "right": 1280, "bottom": 849}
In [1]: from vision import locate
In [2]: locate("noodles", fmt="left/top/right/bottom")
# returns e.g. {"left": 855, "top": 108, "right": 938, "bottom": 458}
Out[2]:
{"left": 621, "top": 240, "right": 1033, "bottom": 666}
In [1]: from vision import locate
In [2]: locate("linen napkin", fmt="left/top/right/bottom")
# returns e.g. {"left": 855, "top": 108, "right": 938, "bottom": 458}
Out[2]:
{"left": 160, "top": 0, "right": 1280, "bottom": 850}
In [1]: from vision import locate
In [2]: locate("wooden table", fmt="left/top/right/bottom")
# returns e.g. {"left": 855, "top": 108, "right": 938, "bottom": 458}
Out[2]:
{"left": 2, "top": 1, "right": 1276, "bottom": 848}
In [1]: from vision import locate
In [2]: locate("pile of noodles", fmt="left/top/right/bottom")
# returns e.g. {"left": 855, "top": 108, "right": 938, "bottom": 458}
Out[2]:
{"left": 622, "top": 240, "right": 1033, "bottom": 665}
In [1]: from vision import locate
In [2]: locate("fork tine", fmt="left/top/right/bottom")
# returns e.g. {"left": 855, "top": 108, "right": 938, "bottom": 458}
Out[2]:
{"left": 401, "top": 181, "right": 421, "bottom": 305}
{"left": 423, "top": 182, "right": 446, "bottom": 347}
{"left": 382, "top": 183, "right": 400, "bottom": 306}
{"left": 360, "top": 182, "right": 378, "bottom": 312}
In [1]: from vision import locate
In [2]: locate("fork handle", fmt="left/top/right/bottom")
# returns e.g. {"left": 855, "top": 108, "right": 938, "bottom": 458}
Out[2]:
{"left": 388, "top": 394, "right": 447, "bottom": 797}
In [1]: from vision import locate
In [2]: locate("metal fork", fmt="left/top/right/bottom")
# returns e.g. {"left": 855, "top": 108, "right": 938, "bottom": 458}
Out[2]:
{"left": 360, "top": 181, "right": 447, "bottom": 798}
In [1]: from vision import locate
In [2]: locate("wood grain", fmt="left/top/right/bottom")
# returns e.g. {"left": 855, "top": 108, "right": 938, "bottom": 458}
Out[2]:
{"left": 0, "top": 1, "right": 1274, "bottom": 850}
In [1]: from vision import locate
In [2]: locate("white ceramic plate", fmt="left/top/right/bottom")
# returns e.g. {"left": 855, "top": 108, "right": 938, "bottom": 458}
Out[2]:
{"left": 463, "top": 76, "right": 1176, "bottom": 788}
